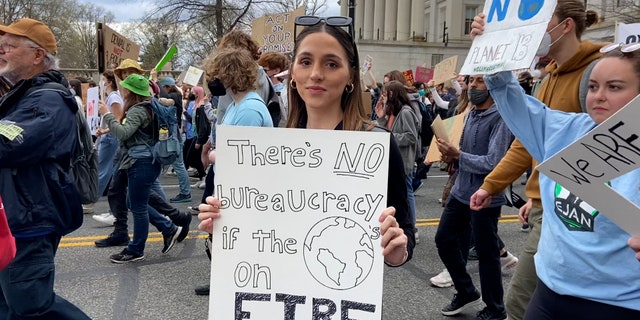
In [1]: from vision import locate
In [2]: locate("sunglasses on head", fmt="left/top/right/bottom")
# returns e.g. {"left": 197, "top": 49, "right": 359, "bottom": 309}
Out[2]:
{"left": 295, "top": 16, "right": 354, "bottom": 36}
{"left": 600, "top": 42, "right": 640, "bottom": 54}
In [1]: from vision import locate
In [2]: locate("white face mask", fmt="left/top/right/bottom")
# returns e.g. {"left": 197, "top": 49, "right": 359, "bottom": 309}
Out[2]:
{"left": 536, "top": 18, "right": 568, "bottom": 56}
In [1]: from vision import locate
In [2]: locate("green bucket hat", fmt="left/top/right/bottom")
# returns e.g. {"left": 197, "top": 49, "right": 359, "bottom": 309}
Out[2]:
{"left": 120, "top": 74, "right": 151, "bottom": 97}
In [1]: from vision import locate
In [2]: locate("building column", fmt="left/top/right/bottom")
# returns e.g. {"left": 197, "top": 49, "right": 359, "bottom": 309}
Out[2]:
{"left": 411, "top": 0, "right": 426, "bottom": 41}
{"left": 340, "top": 0, "right": 348, "bottom": 17}
{"left": 397, "top": 0, "right": 411, "bottom": 41}
{"left": 363, "top": 0, "right": 375, "bottom": 40}
{"left": 355, "top": 0, "right": 365, "bottom": 39}
{"left": 428, "top": 0, "right": 438, "bottom": 42}
{"left": 373, "top": 0, "right": 385, "bottom": 40}
{"left": 384, "top": 0, "right": 397, "bottom": 40}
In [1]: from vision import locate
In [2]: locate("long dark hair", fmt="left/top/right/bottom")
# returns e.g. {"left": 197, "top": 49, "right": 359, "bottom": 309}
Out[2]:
{"left": 383, "top": 81, "right": 411, "bottom": 117}
{"left": 287, "top": 22, "right": 369, "bottom": 131}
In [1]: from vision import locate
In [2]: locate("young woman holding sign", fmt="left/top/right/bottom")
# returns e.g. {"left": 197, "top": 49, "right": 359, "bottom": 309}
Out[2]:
{"left": 197, "top": 16, "right": 414, "bottom": 267}
{"left": 482, "top": 43, "right": 640, "bottom": 320}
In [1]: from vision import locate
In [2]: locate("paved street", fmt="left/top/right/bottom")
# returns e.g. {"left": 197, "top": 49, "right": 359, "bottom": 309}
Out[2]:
{"left": 54, "top": 166, "right": 528, "bottom": 320}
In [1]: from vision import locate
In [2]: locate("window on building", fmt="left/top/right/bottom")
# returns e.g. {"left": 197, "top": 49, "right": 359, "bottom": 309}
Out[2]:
{"left": 431, "top": 54, "right": 443, "bottom": 66}
{"left": 437, "top": 6, "right": 446, "bottom": 40}
{"left": 464, "top": 6, "right": 479, "bottom": 35}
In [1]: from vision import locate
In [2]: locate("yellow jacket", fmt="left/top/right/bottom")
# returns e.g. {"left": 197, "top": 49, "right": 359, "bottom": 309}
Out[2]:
{"left": 481, "top": 41, "right": 605, "bottom": 207}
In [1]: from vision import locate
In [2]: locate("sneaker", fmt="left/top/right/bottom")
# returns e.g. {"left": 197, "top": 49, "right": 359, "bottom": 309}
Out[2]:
{"left": 475, "top": 307, "right": 507, "bottom": 320}
{"left": 95, "top": 233, "right": 130, "bottom": 247}
{"left": 198, "top": 181, "right": 206, "bottom": 189}
{"left": 82, "top": 203, "right": 94, "bottom": 214}
{"left": 92, "top": 212, "right": 116, "bottom": 226}
{"left": 520, "top": 223, "right": 530, "bottom": 232}
{"left": 170, "top": 193, "right": 192, "bottom": 203}
{"left": 468, "top": 247, "right": 479, "bottom": 260}
{"left": 414, "top": 229, "right": 420, "bottom": 245}
{"left": 501, "top": 252, "right": 519, "bottom": 274}
{"left": 194, "top": 284, "right": 210, "bottom": 296}
{"left": 110, "top": 248, "right": 145, "bottom": 264}
{"left": 413, "top": 181, "right": 424, "bottom": 192}
{"left": 162, "top": 226, "right": 182, "bottom": 254}
{"left": 430, "top": 269, "right": 453, "bottom": 288}
{"left": 190, "top": 180, "right": 202, "bottom": 188}
{"left": 176, "top": 213, "right": 192, "bottom": 242}
{"left": 441, "top": 291, "right": 482, "bottom": 316}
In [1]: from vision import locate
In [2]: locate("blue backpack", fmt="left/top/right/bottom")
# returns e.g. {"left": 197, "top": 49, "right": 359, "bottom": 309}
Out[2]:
{"left": 141, "top": 98, "right": 180, "bottom": 165}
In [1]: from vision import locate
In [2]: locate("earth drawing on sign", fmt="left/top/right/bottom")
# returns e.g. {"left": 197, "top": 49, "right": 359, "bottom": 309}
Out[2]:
{"left": 303, "top": 216, "right": 375, "bottom": 290}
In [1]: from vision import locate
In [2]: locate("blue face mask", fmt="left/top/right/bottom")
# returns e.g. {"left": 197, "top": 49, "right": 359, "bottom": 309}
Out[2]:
{"left": 273, "top": 82, "right": 285, "bottom": 93}
{"left": 418, "top": 89, "right": 425, "bottom": 97}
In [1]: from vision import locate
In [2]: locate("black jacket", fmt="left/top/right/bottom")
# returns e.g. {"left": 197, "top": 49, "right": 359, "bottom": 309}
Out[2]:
{"left": 0, "top": 70, "right": 82, "bottom": 236}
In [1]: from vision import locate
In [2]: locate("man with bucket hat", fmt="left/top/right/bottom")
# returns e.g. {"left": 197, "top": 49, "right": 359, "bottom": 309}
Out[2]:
{"left": 0, "top": 18, "right": 91, "bottom": 319}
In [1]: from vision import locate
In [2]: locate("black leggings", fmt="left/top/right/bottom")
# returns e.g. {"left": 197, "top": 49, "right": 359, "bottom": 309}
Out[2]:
{"left": 524, "top": 279, "right": 640, "bottom": 320}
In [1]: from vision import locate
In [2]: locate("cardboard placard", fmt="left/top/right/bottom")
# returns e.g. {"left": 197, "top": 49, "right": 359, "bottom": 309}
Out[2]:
{"left": 209, "top": 126, "right": 389, "bottom": 320}
{"left": 425, "top": 110, "right": 468, "bottom": 163}
{"left": 415, "top": 66, "right": 433, "bottom": 83}
{"left": 86, "top": 87, "right": 100, "bottom": 135}
{"left": 252, "top": 7, "right": 305, "bottom": 53}
{"left": 183, "top": 66, "right": 204, "bottom": 87}
{"left": 97, "top": 23, "right": 141, "bottom": 73}
{"left": 617, "top": 22, "right": 640, "bottom": 44}
{"left": 432, "top": 56, "right": 458, "bottom": 85}
{"left": 403, "top": 70, "right": 415, "bottom": 86}
{"left": 460, "top": 0, "right": 556, "bottom": 75}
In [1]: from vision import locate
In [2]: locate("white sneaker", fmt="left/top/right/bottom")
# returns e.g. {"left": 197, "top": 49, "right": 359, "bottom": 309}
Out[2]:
{"left": 198, "top": 181, "right": 206, "bottom": 189}
{"left": 92, "top": 212, "right": 116, "bottom": 226}
{"left": 501, "top": 252, "right": 519, "bottom": 274}
{"left": 430, "top": 269, "right": 453, "bottom": 288}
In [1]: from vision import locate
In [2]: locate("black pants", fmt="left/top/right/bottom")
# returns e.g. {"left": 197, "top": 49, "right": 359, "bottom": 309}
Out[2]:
{"left": 200, "top": 164, "right": 215, "bottom": 204}
{"left": 185, "top": 139, "right": 206, "bottom": 179}
{"left": 435, "top": 197, "right": 504, "bottom": 314}
{"left": 525, "top": 279, "right": 640, "bottom": 320}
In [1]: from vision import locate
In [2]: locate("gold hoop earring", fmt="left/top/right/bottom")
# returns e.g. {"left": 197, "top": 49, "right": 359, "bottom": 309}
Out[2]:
{"left": 289, "top": 80, "right": 297, "bottom": 89}
{"left": 345, "top": 83, "right": 354, "bottom": 93}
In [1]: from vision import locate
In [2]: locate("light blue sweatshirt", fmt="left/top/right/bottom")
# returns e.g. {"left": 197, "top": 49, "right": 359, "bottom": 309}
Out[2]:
{"left": 485, "top": 71, "right": 640, "bottom": 311}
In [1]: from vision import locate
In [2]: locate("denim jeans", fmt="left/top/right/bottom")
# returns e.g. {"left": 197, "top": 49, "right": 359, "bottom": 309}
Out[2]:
{"left": 97, "top": 133, "right": 120, "bottom": 196}
{"left": 151, "top": 178, "right": 167, "bottom": 202}
{"left": 0, "top": 234, "right": 91, "bottom": 319}
{"left": 126, "top": 157, "right": 162, "bottom": 255}
{"left": 435, "top": 197, "right": 504, "bottom": 314}
{"left": 108, "top": 165, "right": 175, "bottom": 239}
{"left": 172, "top": 140, "right": 191, "bottom": 196}
{"left": 405, "top": 173, "right": 416, "bottom": 224}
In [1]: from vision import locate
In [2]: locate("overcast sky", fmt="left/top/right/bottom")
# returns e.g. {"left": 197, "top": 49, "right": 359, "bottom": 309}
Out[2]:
{"left": 77, "top": 0, "right": 341, "bottom": 23}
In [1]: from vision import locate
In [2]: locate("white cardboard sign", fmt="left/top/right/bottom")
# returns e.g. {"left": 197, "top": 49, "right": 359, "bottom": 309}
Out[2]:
{"left": 183, "top": 66, "right": 204, "bottom": 87}
{"left": 617, "top": 22, "right": 640, "bottom": 44}
{"left": 537, "top": 95, "right": 640, "bottom": 235}
{"left": 209, "top": 126, "right": 390, "bottom": 320}
{"left": 86, "top": 87, "right": 100, "bottom": 135}
{"left": 460, "top": 0, "right": 556, "bottom": 75}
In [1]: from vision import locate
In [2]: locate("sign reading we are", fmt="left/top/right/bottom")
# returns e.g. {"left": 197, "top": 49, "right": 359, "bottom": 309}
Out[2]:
{"left": 537, "top": 95, "right": 640, "bottom": 235}
{"left": 209, "top": 126, "right": 390, "bottom": 320}
{"left": 460, "top": 0, "right": 556, "bottom": 74}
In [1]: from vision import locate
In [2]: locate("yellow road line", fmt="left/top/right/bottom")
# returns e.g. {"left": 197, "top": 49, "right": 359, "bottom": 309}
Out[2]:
{"left": 60, "top": 214, "right": 521, "bottom": 247}
{"left": 59, "top": 232, "right": 209, "bottom": 248}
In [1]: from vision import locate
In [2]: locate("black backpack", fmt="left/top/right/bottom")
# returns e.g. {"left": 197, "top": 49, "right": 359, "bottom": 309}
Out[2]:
{"left": 26, "top": 83, "right": 99, "bottom": 205}
{"left": 416, "top": 100, "right": 434, "bottom": 148}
